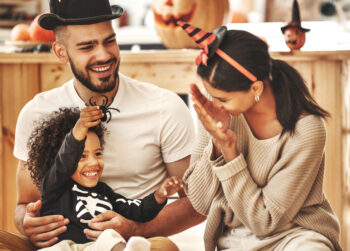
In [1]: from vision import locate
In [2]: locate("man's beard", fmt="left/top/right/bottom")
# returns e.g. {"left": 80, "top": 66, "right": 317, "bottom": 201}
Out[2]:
{"left": 69, "top": 55, "right": 120, "bottom": 93}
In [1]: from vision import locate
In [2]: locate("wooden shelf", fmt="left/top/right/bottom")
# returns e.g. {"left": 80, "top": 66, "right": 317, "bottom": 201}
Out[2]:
{"left": 0, "top": 19, "right": 31, "bottom": 27}
{"left": 0, "top": 0, "right": 41, "bottom": 28}
{"left": 0, "top": 0, "right": 38, "bottom": 6}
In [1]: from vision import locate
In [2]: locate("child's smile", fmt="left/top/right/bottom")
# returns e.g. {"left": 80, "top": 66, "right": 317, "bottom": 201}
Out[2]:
{"left": 71, "top": 131, "right": 104, "bottom": 187}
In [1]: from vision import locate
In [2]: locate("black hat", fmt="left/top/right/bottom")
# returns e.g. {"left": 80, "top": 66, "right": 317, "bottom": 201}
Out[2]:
{"left": 281, "top": 0, "right": 310, "bottom": 33}
{"left": 39, "top": 0, "right": 124, "bottom": 30}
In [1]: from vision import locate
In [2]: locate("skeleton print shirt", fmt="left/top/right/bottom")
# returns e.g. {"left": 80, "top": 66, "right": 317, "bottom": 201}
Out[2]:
{"left": 40, "top": 130, "right": 166, "bottom": 244}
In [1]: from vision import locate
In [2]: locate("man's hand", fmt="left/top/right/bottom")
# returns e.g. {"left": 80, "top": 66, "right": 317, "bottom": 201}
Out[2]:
{"left": 23, "top": 200, "right": 69, "bottom": 248}
{"left": 85, "top": 211, "right": 138, "bottom": 241}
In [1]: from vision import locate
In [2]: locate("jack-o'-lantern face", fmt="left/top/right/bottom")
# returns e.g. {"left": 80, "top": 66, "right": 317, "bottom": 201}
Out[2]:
{"left": 153, "top": 0, "right": 196, "bottom": 28}
{"left": 283, "top": 27, "right": 306, "bottom": 50}
{"left": 152, "top": 0, "right": 229, "bottom": 48}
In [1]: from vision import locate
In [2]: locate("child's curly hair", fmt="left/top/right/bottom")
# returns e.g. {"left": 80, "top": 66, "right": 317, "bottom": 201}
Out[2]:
{"left": 27, "top": 107, "right": 105, "bottom": 188}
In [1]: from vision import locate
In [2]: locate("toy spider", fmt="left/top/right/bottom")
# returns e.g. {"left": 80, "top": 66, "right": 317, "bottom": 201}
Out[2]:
{"left": 86, "top": 95, "right": 120, "bottom": 123}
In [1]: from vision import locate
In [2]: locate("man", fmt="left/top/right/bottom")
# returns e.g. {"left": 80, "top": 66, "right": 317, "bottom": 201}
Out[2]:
{"left": 1, "top": 0, "right": 205, "bottom": 250}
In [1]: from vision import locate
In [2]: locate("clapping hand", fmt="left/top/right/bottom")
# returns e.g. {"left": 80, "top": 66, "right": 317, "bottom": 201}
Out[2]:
{"left": 190, "top": 83, "right": 238, "bottom": 162}
{"left": 154, "top": 176, "right": 184, "bottom": 204}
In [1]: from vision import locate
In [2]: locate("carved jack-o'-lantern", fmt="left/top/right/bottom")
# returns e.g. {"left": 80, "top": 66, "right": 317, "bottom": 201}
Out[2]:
{"left": 152, "top": 0, "right": 229, "bottom": 49}
{"left": 281, "top": 0, "right": 310, "bottom": 51}
{"left": 283, "top": 26, "right": 306, "bottom": 50}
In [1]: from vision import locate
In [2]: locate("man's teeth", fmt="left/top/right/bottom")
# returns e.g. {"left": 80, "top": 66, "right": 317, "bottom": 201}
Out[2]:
{"left": 92, "top": 65, "right": 110, "bottom": 72}
{"left": 83, "top": 172, "right": 98, "bottom": 177}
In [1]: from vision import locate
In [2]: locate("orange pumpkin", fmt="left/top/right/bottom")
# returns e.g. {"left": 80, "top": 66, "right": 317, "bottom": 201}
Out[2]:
{"left": 231, "top": 11, "right": 248, "bottom": 23}
{"left": 10, "top": 24, "right": 31, "bottom": 41}
{"left": 29, "top": 14, "right": 56, "bottom": 42}
{"left": 152, "top": 0, "right": 229, "bottom": 49}
{"left": 283, "top": 27, "right": 306, "bottom": 50}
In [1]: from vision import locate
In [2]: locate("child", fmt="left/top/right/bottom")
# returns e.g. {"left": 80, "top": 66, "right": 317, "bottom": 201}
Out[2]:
{"left": 27, "top": 106, "right": 183, "bottom": 251}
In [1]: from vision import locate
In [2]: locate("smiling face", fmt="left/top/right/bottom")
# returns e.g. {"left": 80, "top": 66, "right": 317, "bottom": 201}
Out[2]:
{"left": 203, "top": 79, "right": 255, "bottom": 116}
{"left": 152, "top": 0, "right": 229, "bottom": 49}
{"left": 60, "top": 21, "right": 120, "bottom": 93}
{"left": 283, "top": 27, "right": 306, "bottom": 50}
{"left": 153, "top": 0, "right": 196, "bottom": 28}
{"left": 71, "top": 131, "right": 104, "bottom": 188}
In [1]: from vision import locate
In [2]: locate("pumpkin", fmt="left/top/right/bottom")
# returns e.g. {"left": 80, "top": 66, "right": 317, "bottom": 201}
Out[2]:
{"left": 29, "top": 14, "right": 56, "bottom": 42}
{"left": 283, "top": 27, "right": 306, "bottom": 51}
{"left": 231, "top": 11, "right": 248, "bottom": 23}
{"left": 10, "top": 24, "right": 31, "bottom": 41}
{"left": 152, "top": 0, "right": 229, "bottom": 49}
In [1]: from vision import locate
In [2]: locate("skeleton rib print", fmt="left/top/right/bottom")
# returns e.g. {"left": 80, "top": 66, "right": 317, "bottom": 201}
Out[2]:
{"left": 72, "top": 184, "right": 145, "bottom": 224}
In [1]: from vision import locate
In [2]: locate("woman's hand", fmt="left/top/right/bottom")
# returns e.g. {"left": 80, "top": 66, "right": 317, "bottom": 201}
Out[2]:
{"left": 190, "top": 84, "right": 238, "bottom": 162}
{"left": 72, "top": 106, "right": 103, "bottom": 141}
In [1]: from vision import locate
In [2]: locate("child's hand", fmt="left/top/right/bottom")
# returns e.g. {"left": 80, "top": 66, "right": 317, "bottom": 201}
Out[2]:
{"left": 72, "top": 106, "right": 103, "bottom": 141}
{"left": 154, "top": 176, "right": 184, "bottom": 204}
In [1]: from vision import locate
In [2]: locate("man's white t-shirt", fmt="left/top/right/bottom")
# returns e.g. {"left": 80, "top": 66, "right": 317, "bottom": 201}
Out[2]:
{"left": 14, "top": 73, "right": 195, "bottom": 199}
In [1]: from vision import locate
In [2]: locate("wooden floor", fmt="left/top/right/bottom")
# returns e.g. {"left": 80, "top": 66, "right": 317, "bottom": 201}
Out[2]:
{"left": 169, "top": 221, "right": 206, "bottom": 251}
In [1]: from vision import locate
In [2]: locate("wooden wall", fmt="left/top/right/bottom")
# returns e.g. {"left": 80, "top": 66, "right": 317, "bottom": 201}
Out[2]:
{"left": 0, "top": 50, "right": 349, "bottom": 249}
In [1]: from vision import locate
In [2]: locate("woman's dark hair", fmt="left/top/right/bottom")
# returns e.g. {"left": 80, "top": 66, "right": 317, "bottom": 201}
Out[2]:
{"left": 197, "top": 29, "right": 329, "bottom": 135}
{"left": 27, "top": 107, "right": 105, "bottom": 188}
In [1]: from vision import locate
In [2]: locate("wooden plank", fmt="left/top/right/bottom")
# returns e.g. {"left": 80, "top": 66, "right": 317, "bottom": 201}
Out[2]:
{"left": 40, "top": 63, "right": 72, "bottom": 92}
{"left": 341, "top": 60, "right": 350, "bottom": 251}
{"left": 0, "top": 64, "right": 3, "bottom": 230}
{"left": 1, "top": 50, "right": 350, "bottom": 64}
{"left": 40, "top": 60, "right": 202, "bottom": 94}
{"left": 312, "top": 61, "right": 343, "bottom": 221}
{"left": 290, "top": 60, "right": 343, "bottom": 218}
{"left": 2, "top": 63, "right": 40, "bottom": 232}
{"left": 119, "top": 62, "right": 201, "bottom": 94}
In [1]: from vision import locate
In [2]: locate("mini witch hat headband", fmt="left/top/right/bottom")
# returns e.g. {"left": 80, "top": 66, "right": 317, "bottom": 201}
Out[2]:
{"left": 177, "top": 21, "right": 257, "bottom": 83}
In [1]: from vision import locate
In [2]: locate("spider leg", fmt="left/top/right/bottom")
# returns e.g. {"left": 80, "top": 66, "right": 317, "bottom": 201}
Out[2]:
{"left": 108, "top": 107, "right": 120, "bottom": 112}
{"left": 88, "top": 96, "right": 95, "bottom": 106}
{"left": 106, "top": 111, "right": 112, "bottom": 123}
{"left": 101, "top": 95, "right": 109, "bottom": 107}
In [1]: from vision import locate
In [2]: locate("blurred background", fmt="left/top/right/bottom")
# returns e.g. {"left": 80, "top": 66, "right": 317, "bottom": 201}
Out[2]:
{"left": 0, "top": 0, "right": 350, "bottom": 43}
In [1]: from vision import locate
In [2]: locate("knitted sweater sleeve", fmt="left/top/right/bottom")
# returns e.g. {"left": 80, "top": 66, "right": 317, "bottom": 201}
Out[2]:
{"left": 213, "top": 117, "right": 327, "bottom": 237}
{"left": 183, "top": 120, "right": 225, "bottom": 216}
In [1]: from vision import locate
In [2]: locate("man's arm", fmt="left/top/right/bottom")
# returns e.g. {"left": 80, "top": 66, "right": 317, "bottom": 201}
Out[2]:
{"left": 86, "top": 156, "right": 206, "bottom": 240}
{"left": 15, "top": 160, "right": 69, "bottom": 248}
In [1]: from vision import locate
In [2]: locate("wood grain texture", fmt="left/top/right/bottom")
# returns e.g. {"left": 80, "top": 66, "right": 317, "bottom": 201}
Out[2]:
{"left": 1, "top": 63, "right": 40, "bottom": 232}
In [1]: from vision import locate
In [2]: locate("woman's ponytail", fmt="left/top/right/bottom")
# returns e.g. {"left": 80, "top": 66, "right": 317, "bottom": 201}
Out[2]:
{"left": 270, "top": 59, "right": 329, "bottom": 135}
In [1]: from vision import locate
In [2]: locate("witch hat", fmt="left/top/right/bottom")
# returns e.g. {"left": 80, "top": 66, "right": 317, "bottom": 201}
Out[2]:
{"left": 177, "top": 21, "right": 257, "bottom": 82}
{"left": 281, "top": 0, "right": 310, "bottom": 33}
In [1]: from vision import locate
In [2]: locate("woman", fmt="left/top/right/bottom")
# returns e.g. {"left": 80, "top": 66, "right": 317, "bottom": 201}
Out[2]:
{"left": 178, "top": 22, "right": 342, "bottom": 251}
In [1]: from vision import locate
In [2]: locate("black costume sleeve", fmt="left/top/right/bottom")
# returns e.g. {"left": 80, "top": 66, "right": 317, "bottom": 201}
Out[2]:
{"left": 40, "top": 130, "right": 85, "bottom": 203}
{"left": 102, "top": 183, "right": 167, "bottom": 222}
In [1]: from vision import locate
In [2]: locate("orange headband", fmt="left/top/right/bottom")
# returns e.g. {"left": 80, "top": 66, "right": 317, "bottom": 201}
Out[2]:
{"left": 177, "top": 21, "right": 257, "bottom": 82}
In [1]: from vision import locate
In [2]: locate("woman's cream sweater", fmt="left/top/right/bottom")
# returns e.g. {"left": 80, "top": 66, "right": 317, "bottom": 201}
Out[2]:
{"left": 183, "top": 114, "right": 341, "bottom": 251}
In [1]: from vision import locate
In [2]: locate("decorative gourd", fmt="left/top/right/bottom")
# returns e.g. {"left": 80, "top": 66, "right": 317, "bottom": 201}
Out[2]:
{"left": 283, "top": 26, "right": 306, "bottom": 50}
{"left": 29, "top": 14, "right": 55, "bottom": 42}
{"left": 152, "top": 0, "right": 229, "bottom": 49}
{"left": 280, "top": 0, "right": 309, "bottom": 51}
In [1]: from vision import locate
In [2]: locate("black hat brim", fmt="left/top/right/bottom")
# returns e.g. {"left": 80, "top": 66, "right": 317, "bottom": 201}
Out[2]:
{"left": 39, "top": 5, "right": 124, "bottom": 30}
{"left": 281, "top": 22, "right": 310, "bottom": 33}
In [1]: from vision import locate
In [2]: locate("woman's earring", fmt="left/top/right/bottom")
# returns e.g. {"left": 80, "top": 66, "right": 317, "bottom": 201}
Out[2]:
{"left": 255, "top": 95, "right": 260, "bottom": 102}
